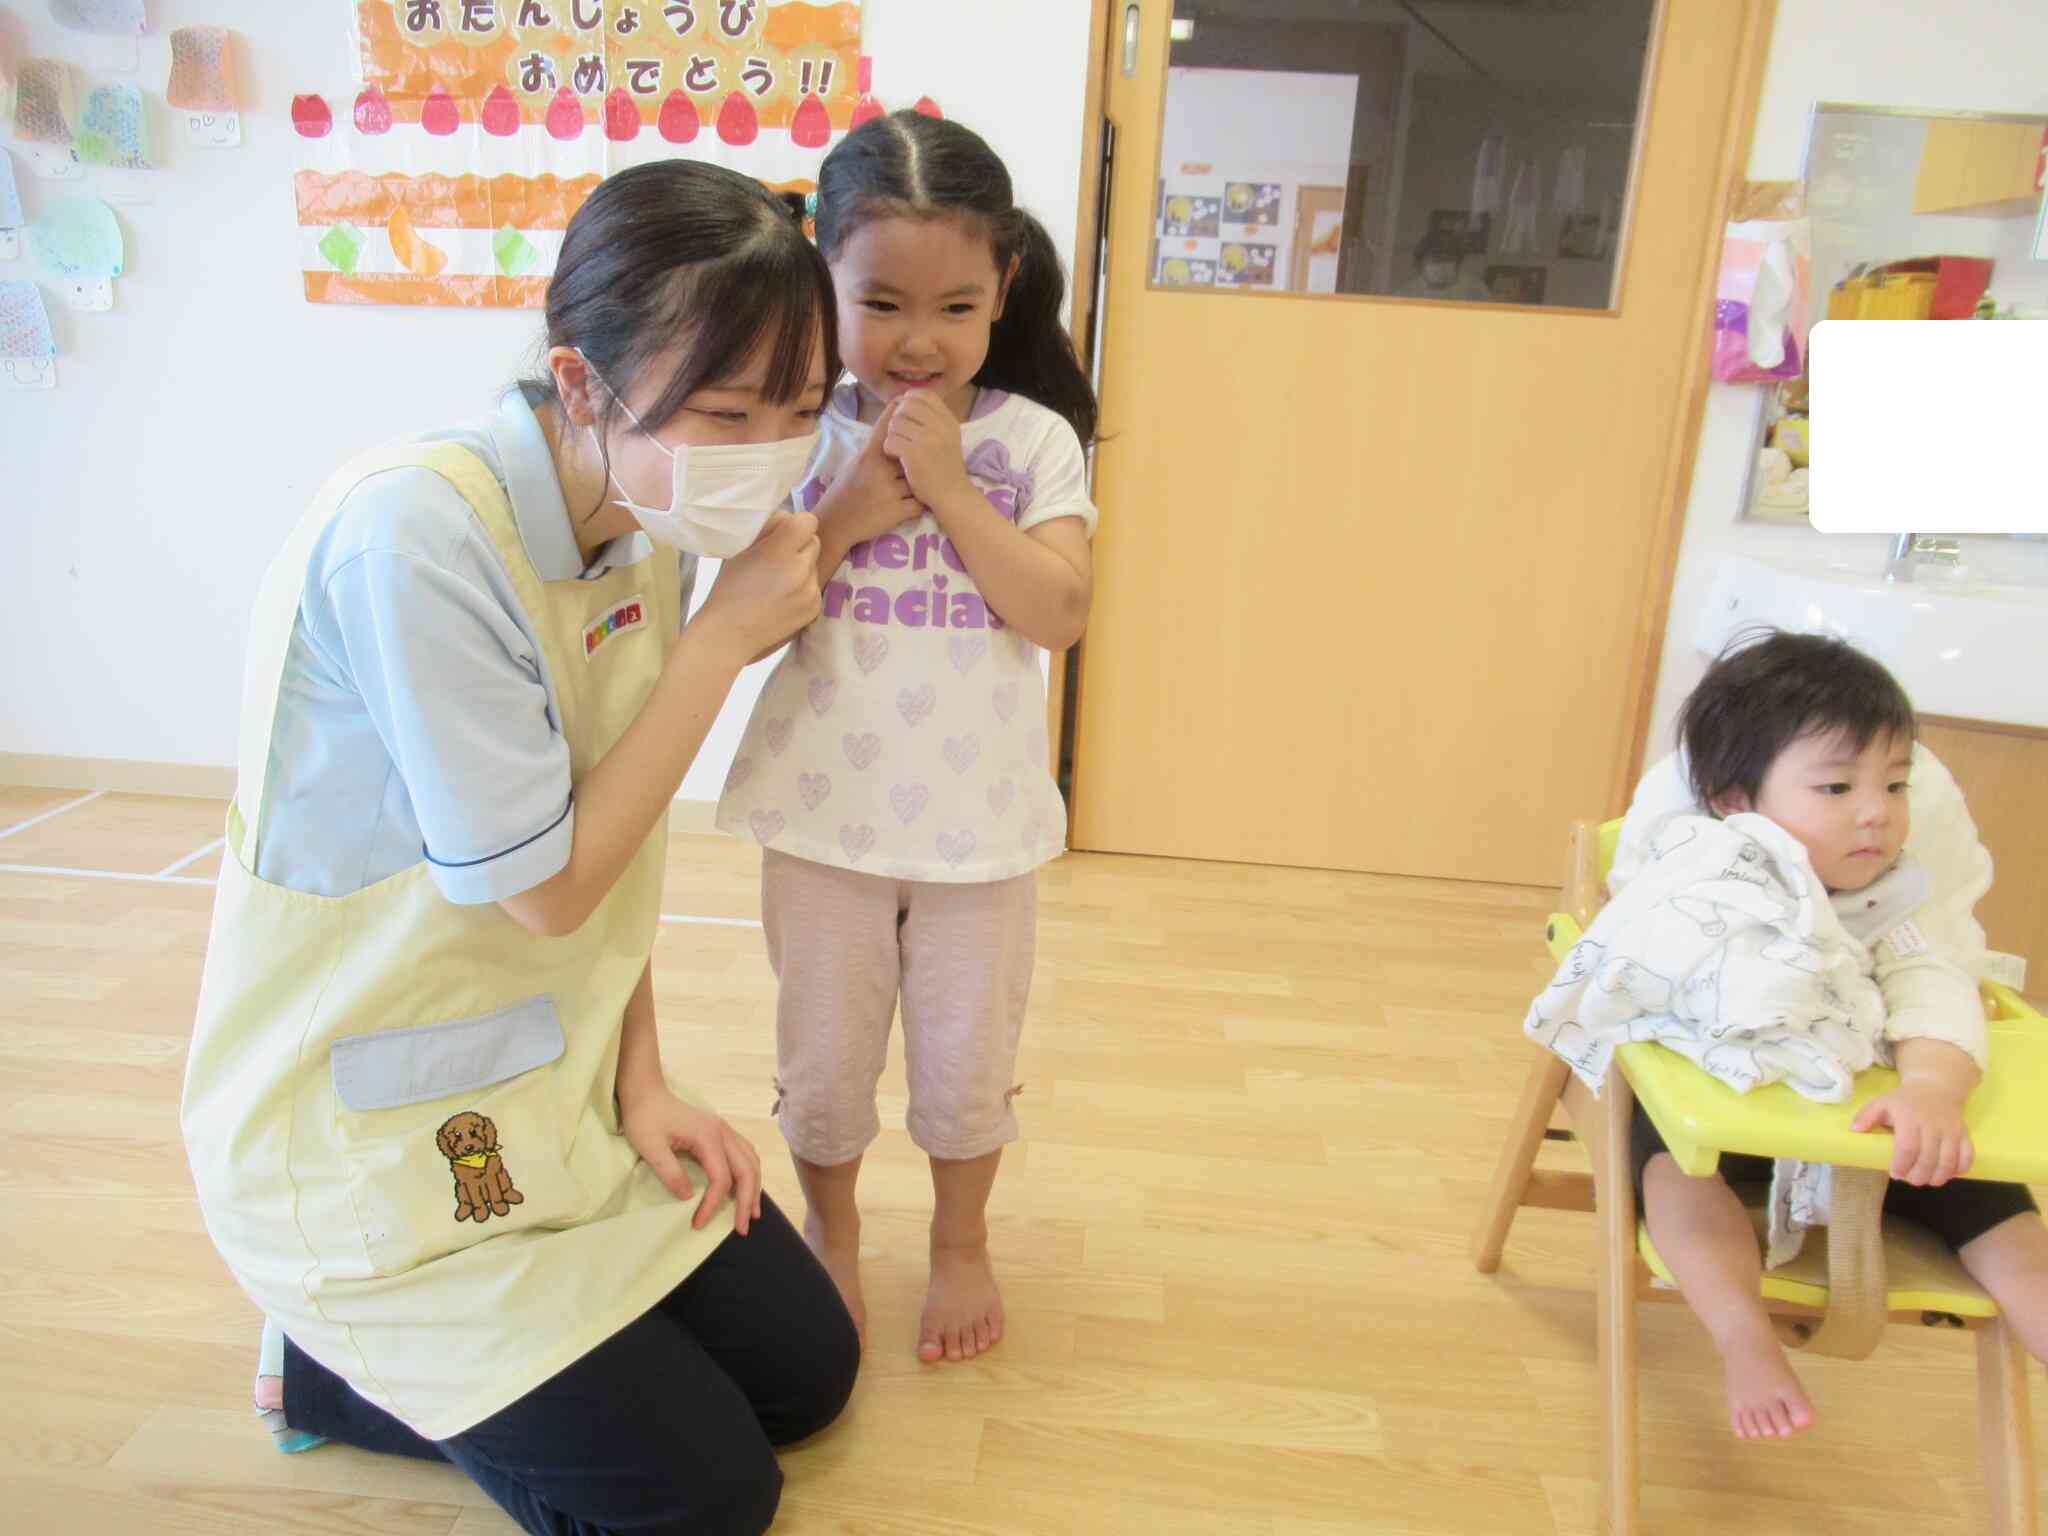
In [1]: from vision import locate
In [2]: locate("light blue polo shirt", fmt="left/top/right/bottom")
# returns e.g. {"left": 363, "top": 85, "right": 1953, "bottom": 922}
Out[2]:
{"left": 254, "top": 386, "right": 696, "bottom": 902}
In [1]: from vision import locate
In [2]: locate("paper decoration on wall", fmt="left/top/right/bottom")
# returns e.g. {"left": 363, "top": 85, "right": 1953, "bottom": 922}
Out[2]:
{"left": 14, "top": 58, "right": 85, "bottom": 179}
{"left": 0, "top": 151, "right": 24, "bottom": 261}
{"left": 49, "top": 0, "right": 148, "bottom": 34}
{"left": 293, "top": 94, "right": 336, "bottom": 136}
{"left": 1215, "top": 241, "right": 1275, "bottom": 287}
{"left": 1161, "top": 195, "right": 1219, "bottom": 239}
{"left": 1553, "top": 144, "right": 1587, "bottom": 216}
{"left": 167, "top": 26, "right": 242, "bottom": 146}
{"left": 1, "top": 279, "right": 59, "bottom": 388}
{"left": 29, "top": 195, "right": 123, "bottom": 310}
{"left": 291, "top": 0, "right": 886, "bottom": 308}
{"left": 77, "top": 82, "right": 153, "bottom": 168}
{"left": 351, "top": 0, "right": 859, "bottom": 142}
{"left": 846, "top": 51, "right": 880, "bottom": 128}
{"left": 1222, "top": 181, "right": 1279, "bottom": 231}
{"left": 297, "top": 166, "right": 603, "bottom": 305}
{"left": 1157, "top": 256, "right": 1215, "bottom": 287}
{"left": 1496, "top": 158, "right": 1542, "bottom": 258}
{"left": 1470, "top": 132, "right": 1506, "bottom": 220}
{"left": 1485, "top": 262, "right": 1547, "bottom": 305}
{"left": 49, "top": 0, "right": 148, "bottom": 72}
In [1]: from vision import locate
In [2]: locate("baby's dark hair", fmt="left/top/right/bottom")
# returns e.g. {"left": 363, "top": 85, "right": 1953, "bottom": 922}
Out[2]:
{"left": 1678, "top": 628, "right": 1917, "bottom": 809}
{"left": 811, "top": 111, "right": 1098, "bottom": 445}
{"left": 525, "top": 160, "right": 837, "bottom": 517}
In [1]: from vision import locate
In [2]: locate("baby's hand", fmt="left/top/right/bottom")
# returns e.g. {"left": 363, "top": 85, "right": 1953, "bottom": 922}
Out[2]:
{"left": 1852, "top": 1080, "right": 1975, "bottom": 1186}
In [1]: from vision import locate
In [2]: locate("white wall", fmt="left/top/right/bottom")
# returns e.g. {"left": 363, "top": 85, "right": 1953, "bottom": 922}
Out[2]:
{"left": 1641, "top": 0, "right": 2048, "bottom": 764}
{"left": 0, "top": 0, "right": 1096, "bottom": 805}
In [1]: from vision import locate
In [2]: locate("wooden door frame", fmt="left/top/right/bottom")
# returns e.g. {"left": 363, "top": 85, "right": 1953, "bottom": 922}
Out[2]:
{"left": 1059, "top": 0, "right": 1783, "bottom": 848}
{"left": 1615, "top": 0, "right": 1780, "bottom": 809}
{"left": 1046, "top": 0, "right": 1116, "bottom": 807}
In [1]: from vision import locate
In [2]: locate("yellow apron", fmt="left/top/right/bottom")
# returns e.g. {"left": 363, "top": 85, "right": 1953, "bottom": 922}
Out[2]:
{"left": 182, "top": 440, "right": 732, "bottom": 1440}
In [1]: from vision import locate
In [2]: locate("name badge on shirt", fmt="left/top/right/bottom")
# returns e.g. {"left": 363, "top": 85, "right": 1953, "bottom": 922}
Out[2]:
{"left": 1882, "top": 920, "right": 1930, "bottom": 960}
{"left": 584, "top": 595, "right": 647, "bottom": 660}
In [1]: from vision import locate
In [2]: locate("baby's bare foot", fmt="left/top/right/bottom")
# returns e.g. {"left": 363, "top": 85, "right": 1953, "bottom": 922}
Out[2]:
{"left": 1723, "top": 1335, "right": 1814, "bottom": 1439}
{"left": 804, "top": 1212, "right": 866, "bottom": 1350}
{"left": 920, "top": 1240, "right": 1003, "bottom": 1364}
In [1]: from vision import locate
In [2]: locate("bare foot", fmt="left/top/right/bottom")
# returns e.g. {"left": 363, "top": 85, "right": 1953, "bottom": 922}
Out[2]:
{"left": 1723, "top": 1334, "right": 1814, "bottom": 1439}
{"left": 919, "top": 1240, "right": 1003, "bottom": 1364}
{"left": 804, "top": 1212, "right": 866, "bottom": 1350}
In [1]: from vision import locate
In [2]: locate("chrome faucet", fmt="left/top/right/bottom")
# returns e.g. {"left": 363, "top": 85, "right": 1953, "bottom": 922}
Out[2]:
{"left": 1885, "top": 532, "right": 1963, "bottom": 582}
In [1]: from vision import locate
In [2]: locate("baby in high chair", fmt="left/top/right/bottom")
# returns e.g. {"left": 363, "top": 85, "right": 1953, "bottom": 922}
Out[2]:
{"left": 1527, "top": 629, "right": 2048, "bottom": 1439}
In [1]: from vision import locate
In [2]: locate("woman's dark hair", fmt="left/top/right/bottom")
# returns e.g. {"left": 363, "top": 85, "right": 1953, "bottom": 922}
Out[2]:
{"left": 811, "top": 111, "right": 1097, "bottom": 445}
{"left": 1414, "top": 228, "right": 1463, "bottom": 267}
{"left": 526, "top": 161, "right": 837, "bottom": 515}
{"left": 1679, "top": 627, "right": 1917, "bottom": 809}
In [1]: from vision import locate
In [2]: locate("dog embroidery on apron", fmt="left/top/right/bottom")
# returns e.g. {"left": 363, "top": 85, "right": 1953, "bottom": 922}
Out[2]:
{"left": 436, "top": 1111, "right": 525, "bottom": 1223}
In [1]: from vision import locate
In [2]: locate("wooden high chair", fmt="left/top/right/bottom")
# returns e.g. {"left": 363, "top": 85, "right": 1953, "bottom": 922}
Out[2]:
{"left": 1473, "top": 820, "right": 2046, "bottom": 1536}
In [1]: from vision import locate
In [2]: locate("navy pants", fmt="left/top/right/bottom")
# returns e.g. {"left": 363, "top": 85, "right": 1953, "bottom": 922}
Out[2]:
{"left": 284, "top": 1195, "right": 858, "bottom": 1536}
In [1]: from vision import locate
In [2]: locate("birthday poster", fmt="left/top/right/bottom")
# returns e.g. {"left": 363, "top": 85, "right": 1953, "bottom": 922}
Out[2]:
{"left": 293, "top": 0, "right": 871, "bottom": 307}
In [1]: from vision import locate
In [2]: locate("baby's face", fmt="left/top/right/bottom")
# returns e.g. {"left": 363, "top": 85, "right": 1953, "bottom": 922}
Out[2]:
{"left": 1721, "top": 730, "right": 1913, "bottom": 892}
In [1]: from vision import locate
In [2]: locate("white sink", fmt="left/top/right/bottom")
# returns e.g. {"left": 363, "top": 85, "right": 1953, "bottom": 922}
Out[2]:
{"left": 1695, "top": 554, "right": 2048, "bottom": 729}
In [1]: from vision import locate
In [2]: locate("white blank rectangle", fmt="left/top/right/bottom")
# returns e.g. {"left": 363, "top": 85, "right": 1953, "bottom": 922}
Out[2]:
{"left": 1809, "top": 319, "right": 2046, "bottom": 533}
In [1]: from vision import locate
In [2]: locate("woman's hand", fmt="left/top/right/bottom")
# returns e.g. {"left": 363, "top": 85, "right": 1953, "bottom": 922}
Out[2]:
{"left": 882, "top": 390, "right": 974, "bottom": 509}
{"left": 692, "top": 511, "right": 822, "bottom": 665}
{"left": 618, "top": 1085, "right": 764, "bottom": 1234}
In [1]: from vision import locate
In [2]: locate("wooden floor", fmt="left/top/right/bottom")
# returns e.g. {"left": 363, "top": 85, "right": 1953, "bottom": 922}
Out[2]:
{"left": 3, "top": 786, "right": 2044, "bottom": 1534}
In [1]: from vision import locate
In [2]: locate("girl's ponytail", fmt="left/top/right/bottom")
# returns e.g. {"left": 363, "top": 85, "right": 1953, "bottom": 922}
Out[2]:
{"left": 982, "top": 210, "right": 1097, "bottom": 447}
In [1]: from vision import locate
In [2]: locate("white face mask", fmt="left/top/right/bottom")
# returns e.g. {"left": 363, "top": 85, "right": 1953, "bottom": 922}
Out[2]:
{"left": 587, "top": 370, "right": 818, "bottom": 559}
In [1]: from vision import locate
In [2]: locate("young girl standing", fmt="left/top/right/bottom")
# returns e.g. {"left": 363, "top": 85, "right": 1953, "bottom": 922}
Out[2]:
{"left": 718, "top": 112, "right": 1098, "bottom": 1364}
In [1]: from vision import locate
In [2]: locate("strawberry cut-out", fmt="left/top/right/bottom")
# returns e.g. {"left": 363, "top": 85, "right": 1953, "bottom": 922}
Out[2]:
{"left": 353, "top": 87, "right": 393, "bottom": 135}
{"left": 657, "top": 90, "right": 699, "bottom": 143}
{"left": 291, "top": 93, "right": 333, "bottom": 138}
{"left": 791, "top": 93, "right": 831, "bottom": 148}
{"left": 716, "top": 91, "right": 758, "bottom": 146}
{"left": 481, "top": 85, "right": 520, "bottom": 137}
{"left": 421, "top": 85, "right": 460, "bottom": 136}
{"left": 850, "top": 95, "right": 883, "bottom": 129}
{"left": 545, "top": 86, "right": 584, "bottom": 141}
{"left": 604, "top": 87, "right": 639, "bottom": 141}
{"left": 913, "top": 96, "right": 943, "bottom": 119}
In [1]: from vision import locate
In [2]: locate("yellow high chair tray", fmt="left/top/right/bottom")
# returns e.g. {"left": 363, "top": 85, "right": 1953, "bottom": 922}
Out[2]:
{"left": 1619, "top": 985, "right": 2048, "bottom": 1182}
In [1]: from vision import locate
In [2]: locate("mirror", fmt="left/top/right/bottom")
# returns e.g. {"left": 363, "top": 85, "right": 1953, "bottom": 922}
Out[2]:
{"left": 1739, "top": 102, "right": 2048, "bottom": 529}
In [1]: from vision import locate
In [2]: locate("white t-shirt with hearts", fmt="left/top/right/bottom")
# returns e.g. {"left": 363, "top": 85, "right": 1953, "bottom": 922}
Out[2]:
{"left": 716, "top": 387, "right": 1095, "bottom": 883}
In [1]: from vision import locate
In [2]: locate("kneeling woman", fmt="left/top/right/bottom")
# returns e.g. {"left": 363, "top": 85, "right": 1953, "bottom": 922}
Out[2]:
{"left": 182, "top": 162, "right": 857, "bottom": 1536}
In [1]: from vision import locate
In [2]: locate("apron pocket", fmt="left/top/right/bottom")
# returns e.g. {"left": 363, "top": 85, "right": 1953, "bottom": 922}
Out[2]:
{"left": 332, "top": 998, "right": 565, "bottom": 1111}
{"left": 330, "top": 997, "right": 580, "bottom": 1275}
